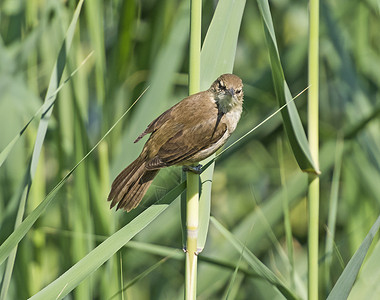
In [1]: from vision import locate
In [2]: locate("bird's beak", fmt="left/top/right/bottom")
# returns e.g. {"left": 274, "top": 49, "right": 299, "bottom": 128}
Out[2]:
{"left": 228, "top": 88, "right": 238, "bottom": 102}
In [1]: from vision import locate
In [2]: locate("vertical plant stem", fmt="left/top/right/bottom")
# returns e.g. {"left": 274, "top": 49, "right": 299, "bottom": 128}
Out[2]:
{"left": 186, "top": 0, "right": 201, "bottom": 299}
{"left": 308, "top": 0, "right": 320, "bottom": 299}
{"left": 186, "top": 172, "right": 199, "bottom": 299}
{"left": 188, "top": 0, "right": 201, "bottom": 94}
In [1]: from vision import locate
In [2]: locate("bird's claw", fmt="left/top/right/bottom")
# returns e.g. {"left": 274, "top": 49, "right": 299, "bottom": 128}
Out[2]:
{"left": 182, "top": 247, "right": 201, "bottom": 255}
{"left": 183, "top": 164, "right": 203, "bottom": 174}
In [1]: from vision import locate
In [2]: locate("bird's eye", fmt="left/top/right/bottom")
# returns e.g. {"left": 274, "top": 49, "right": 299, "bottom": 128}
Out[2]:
{"left": 236, "top": 89, "right": 242, "bottom": 94}
{"left": 218, "top": 80, "right": 225, "bottom": 90}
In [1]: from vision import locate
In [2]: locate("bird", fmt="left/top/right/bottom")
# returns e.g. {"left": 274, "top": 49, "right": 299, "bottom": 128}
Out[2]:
{"left": 108, "top": 73, "right": 244, "bottom": 212}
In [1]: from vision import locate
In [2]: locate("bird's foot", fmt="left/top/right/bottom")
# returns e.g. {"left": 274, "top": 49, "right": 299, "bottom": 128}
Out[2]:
{"left": 182, "top": 164, "right": 203, "bottom": 174}
{"left": 182, "top": 247, "right": 202, "bottom": 255}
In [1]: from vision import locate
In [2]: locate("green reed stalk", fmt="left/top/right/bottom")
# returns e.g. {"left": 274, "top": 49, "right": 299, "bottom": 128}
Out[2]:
{"left": 308, "top": 0, "right": 320, "bottom": 299}
{"left": 186, "top": 0, "right": 201, "bottom": 299}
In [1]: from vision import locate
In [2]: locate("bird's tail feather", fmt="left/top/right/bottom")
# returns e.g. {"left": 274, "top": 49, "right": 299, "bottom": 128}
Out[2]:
{"left": 108, "top": 157, "right": 158, "bottom": 211}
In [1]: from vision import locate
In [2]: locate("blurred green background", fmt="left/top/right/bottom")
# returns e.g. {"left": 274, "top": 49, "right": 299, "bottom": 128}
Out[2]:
{"left": 1, "top": 0, "right": 380, "bottom": 299}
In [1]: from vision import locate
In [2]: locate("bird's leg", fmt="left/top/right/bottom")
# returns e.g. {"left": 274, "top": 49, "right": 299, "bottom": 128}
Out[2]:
{"left": 182, "top": 164, "right": 203, "bottom": 174}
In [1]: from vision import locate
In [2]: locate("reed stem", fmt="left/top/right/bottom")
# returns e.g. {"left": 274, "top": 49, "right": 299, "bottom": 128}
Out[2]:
{"left": 307, "top": 0, "right": 320, "bottom": 298}
{"left": 185, "top": 0, "right": 202, "bottom": 298}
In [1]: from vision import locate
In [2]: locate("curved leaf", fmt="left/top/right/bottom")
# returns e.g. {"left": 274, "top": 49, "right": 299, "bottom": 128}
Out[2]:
{"left": 257, "top": 0, "right": 320, "bottom": 174}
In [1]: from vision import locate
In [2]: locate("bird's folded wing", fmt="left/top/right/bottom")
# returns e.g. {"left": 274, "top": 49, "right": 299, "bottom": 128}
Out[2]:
{"left": 145, "top": 119, "right": 227, "bottom": 169}
{"left": 134, "top": 109, "right": 173, "bottom": 143}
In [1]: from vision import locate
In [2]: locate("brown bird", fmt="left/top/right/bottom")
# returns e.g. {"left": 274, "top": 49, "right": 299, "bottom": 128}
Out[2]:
{"left": 108, "top": 73, "right": 244, "bottom": 211}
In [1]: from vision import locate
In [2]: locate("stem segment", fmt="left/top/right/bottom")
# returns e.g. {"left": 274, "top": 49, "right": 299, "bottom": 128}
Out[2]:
{"left": 308, "top": 0, "right": 320, "bottom": 298}
{"left": 188, "top": 0, "right": 201, "bottom": 94}
{"left": 186, "top": 0, "right": 201, "bottom": 299}
{"left": 185, "top": 172, "right": 199, "bottom": 299}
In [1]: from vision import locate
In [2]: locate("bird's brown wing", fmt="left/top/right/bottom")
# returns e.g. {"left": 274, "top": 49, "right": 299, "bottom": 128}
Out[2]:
{"left": 134, "top": 92, "right": 207, "bottom": 143}
{"left": 145, "top": 118, "right": 227, "bottom": 169}
{"left": 134, "top": 106, "right": 174, "bottom": 143}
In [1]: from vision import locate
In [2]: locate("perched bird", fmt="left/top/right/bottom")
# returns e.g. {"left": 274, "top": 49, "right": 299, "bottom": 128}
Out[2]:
{"left": 108, "top": 73, "right": 244, "bottom": 211}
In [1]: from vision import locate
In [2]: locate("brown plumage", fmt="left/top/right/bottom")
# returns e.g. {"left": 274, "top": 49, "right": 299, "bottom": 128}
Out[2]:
{"left": 108, "top": 74, "right": 244, "bottom": 211}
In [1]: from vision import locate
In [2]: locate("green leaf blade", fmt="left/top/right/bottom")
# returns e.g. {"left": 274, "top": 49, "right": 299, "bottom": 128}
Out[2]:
{"left": 197, "top": 0, "right": 246, "bottom": 251}
{"left": 257, "top": 0, "right": 319, "bottom": 174}
{"left": 327, "top": 215, "right": 380, "bottom": 300}
{"left": 29, "top": 205, "right": 168, "bottom": 300}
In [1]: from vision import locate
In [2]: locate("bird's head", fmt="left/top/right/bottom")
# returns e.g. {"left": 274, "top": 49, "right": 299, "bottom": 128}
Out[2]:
{"left": 210, "top": 74, "right": 244, "bottom": 113}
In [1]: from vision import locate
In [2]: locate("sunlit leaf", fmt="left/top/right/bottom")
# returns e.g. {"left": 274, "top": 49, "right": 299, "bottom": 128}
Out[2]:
{"left": 256, "top": 0, "right": 320, "bottom": 174}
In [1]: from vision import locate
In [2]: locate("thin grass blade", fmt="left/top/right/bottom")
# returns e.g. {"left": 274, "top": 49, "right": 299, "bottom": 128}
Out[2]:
{"left": 222, "top": 246, "right": 244, "bottom": 300}
{"left": 110, "top": 256, "right": 171, "bottom": 299}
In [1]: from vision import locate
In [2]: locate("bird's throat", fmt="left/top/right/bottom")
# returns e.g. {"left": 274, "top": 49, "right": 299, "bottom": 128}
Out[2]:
{"left": 217, "top": 94, "right": 237, "bottom": 114}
